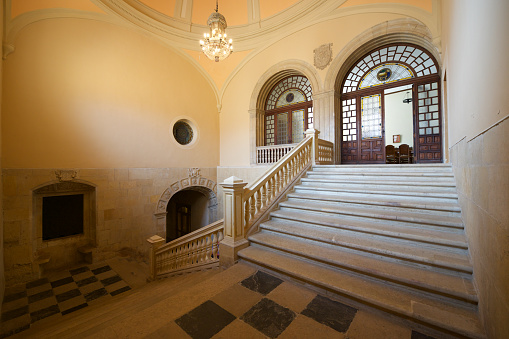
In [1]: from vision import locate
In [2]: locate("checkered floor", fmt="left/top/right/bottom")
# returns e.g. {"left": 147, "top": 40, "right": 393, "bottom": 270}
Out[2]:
{"left": 1, "top": 264, "right": 131, "bottom": 338}
{"left": 172, "top": 270, "right": 437, "bottom": 339}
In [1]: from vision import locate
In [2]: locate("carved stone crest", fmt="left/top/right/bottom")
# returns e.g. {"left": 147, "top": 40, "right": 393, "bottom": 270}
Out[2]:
{"left": 314, "top": 43, "right": 333, "bottom": 70}
{"left": 188, "top": 168, "right": 201, "bottom": 178}
{"left": 55, "top": 170, "right": 78, "bottom": 182}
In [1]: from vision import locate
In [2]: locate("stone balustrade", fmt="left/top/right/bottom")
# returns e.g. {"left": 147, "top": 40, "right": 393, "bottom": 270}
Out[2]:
{"left": 256, "top": 143, "right": 296, "bottom": 164}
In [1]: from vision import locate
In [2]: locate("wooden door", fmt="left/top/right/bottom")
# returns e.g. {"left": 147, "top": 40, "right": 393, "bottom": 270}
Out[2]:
{"left": 359, "top": 93, "right": 385, "bottom": 163}
{"left": 176, "top": 204, "right": 191, "bottom": 238}
{"left": 413, "top": 81, "right": 442, "bottom": 162}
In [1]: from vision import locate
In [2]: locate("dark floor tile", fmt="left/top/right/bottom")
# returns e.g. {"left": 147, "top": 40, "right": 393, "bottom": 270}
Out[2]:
{"left": 301, "top": 295, "right": 357, "bottom": 333}
{"left": 110, "top": 286, "right": 131, "bottom": 297}
{"left": 176, "top": 300, "right": 236, "bottom": 339}
{"left": 84, "top": 288, "right": 108, "bottom": 302}
{"left": 101, "top": 275, "right": 122, "bottom": 286}
{"left": 240, "top": 298, "right": 295, "bottom": 338}
{"left": 27, "top": 289, "right": 54, "bottom": 304}
{"left": 26, "top": 278, "right": 49, "bottom": 289}
{"left": 0, "top": 324, "right": 30, "bottom": 339}
{"left": 76, "top": 276, "right": 98, "bottom": 287}
{"left": 3, "top": 291, "right": 27, "bottom": 303}
{"left": 411, "top": 330, "right": 437, "bottom": 339}
{"left": 61, "top": 303, "right": 88, "bottom": 316}
{"left": 91, "top": 265, "right": 112, "bottom": 275}
{"left": 1, "top": 305, "right": 29, "bottom": 322}
{"left": 55, "top": 289, "right": 81, "bottom": 303}
{"left": 240, "top": 271, "right": 283, "bottom": 296}
{"left": 69, "top": 267, "right": 90, "bottom": 275}
{"left": 30, "top": 304, "right": 60, "bottom": 323}
{"left": 51, "top": 276, "right": 74, "bottom": 288}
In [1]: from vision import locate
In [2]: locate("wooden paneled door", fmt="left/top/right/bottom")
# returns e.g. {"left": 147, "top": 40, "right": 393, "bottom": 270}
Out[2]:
{"left": 413, "top": 81, "right": 442, "bottom": 162}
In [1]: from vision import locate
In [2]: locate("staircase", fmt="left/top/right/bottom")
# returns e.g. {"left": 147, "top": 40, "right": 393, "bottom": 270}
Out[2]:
{"left": 238, "top": 164, "right": 485, "bottom": 338}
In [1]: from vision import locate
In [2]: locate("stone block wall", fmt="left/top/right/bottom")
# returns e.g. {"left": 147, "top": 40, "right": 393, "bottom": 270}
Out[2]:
{"left": 2, "top": 167, "right": 217, "bottom": 286}
{"left": 450, "top": 117, "right": 509, "bottom": 338}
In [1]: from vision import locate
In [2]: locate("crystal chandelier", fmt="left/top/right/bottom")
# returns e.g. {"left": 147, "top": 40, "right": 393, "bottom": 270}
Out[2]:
{"left": 199, "top": 0, "right": 233, "bottom": 62}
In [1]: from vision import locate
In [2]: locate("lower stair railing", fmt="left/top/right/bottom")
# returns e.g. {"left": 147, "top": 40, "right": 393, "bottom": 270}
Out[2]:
{"left": 147, "top": 129, "right": 333, "bottom": 277}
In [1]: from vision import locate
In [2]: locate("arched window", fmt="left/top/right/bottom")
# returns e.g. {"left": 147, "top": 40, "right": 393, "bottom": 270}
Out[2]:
{"left": 340, "top": 44, "right": 442, "bottom": 163}
{"left": 264, "top": 76, "right": 313, "bottom": 145}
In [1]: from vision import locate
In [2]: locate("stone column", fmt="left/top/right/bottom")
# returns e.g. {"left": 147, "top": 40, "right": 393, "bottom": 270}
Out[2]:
{"left": 219, "top": 176, "right": 248, "bottom": 268}
{"left": 147, "top": 235, "right": 165, "bottom": 281}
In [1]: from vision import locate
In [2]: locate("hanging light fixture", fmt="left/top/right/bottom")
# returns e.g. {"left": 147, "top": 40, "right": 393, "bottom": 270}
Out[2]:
{"left": 403, "top": 91, "right": 412, "bottom": 104}
{"left": 199, "top": 0, "right": 233, "bottom": 62}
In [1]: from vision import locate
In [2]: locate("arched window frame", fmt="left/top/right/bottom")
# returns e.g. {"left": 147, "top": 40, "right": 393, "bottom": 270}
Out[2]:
{"left": 264, "top": 76, "right": 313, "bottom": 146}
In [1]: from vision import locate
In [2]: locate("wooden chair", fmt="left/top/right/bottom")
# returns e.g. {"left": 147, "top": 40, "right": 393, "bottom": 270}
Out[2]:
{"left": 386, "top": 145, "right": 398, "bottom": 164}
{"left": 399, "top": 143, "right": 411, "bottom": 163}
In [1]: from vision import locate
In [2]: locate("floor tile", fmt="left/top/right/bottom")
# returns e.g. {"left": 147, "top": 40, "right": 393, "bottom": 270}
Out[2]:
{"left": 3, "top": 290, "right": 27, "bottom": 303}
{"left": 266, "top": 281, "right": 316, "bottom": 314}
{"left": 95, "top": 269, "right": 117, "bottom": 280}
{"left": 2, "top": 297, "right": 28, "bottom": 313}
{"left": 110, "top": 285, "right": 131, "bottom": 297}
{"left": 145, "top": 320, "right": 192, "bottom": 339}
{"left": 278, "top": 314, "right": 345, "bottom": 339}
{"left": 55, "top": 288, "right": 82, "bottom": 303}
{"left": 212, "top": 319, "right": 267, "bottom": 339}
{"left": 50, "top": 276, "right": 74, "bottom": 288}
{"left": 30, "top": 304, "right": 60, "bottom": 323}
{"left": 26, "top": 283, "right": 52, "bottom": 296}
{"left": 240, "top": 298, "right": 296, "bottom": 338}
{"left": 104, "top": 280, "right": 128, "bottom": 294}
{"left": 69, "top": 266, "right": 90, "bottom": 275}
{"left": 240, "top": 271, "right": 283, "bottom": 296}
{"left": 76, "top": 276, "right": 98, "bottom": 287}
{"left": 27, "top": 289, "right": 53, "bottom": 304}
{"left": 1, "top": 305, "right": 29, "bottom": 322}
{"left": 28, "top": 295, "right": 58, "bottom": 314}
{"left": 211, "top": 283, "right": 263, "bottom": 318}
{"left": 101, "top": 275, "right": 122, "bottom": 286}
{"left": 91, "top": 265, "right": 112, "bottom": 275}
{"left": 26, "top": 278, "right": 49, "bottom": 289}
{"left": 84, "top": 288, "right": 108, "bottom": 302}
{"left": 345, "top": 310, "right": 410, "bottom": 339}
{"left": 61, "top": 303, "right": 88, "bottom": 316}
{"left": 411, "top": 330, "right": 437, "bottom": 339}
{"left": 301, "top": 295, "right": 357, "bottom": 333}
{"left": 52, "top": 281, "right": 79, "bottom": 296}
{"left": 0, "top": 316, "right": 30, "bottom": 339}
{"left": 58, "top": 294, "right": 87, "bottom": 313}
{"left": 72, "top": 271, "right": 94, "bottom": 282}
{"left": 176, "top": 300, "right": 236, "bottom": 339}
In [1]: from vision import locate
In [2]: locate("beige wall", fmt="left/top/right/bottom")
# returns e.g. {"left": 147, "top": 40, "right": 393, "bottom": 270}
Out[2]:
{"left": 2, "top": 18, "right": 219, "bottom": 169}
{"left": 219, "top": 13, "right": 408, "bottom": 166}
{"left": 441, "top": 1, "right": 509, "bottom": 338}
{"left": 384, "top": 90, "right": 414, "bottom": 147}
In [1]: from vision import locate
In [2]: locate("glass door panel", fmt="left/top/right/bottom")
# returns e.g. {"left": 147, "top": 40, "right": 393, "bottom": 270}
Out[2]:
{"left": 276, "top": 112, "right": 288, "bottom": 144}
{"left": 292, "top": 109, "right": 305, "bottom": 143}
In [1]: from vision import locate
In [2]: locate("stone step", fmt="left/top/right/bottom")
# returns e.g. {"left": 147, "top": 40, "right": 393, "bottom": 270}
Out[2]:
{"left": 238, "top": 246, "right": 484, "bottom": 339}
{"left": 307, "top": 172, "right": 455, "bottom": 182}
{"left": 287, "top": 191, "right": 461, "bottom": 213}
{"left": 247, "top": 231, "right": 477, "bottom": 304}
{"left": 269, "top": 209, "right": 468, "bottom": 249}
{"left": 308, "top": 169, "right": 455, "bottom": 178}
{"left": 279, "top": 199, "right": 464, "bottom": 228}
{"left": 313, "top": 164, "right": 453, "bottom": 172}
{"left": 294, "top": 184, "right": 459, "bottom": 199}
{"left": 301, "top": 176, "right": 457, "bottom": 187}
{"left": 259, "top": 220, "right": 472, "bottom": 273}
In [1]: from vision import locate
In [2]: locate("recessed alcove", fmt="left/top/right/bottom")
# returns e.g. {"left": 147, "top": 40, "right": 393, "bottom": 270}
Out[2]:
{"left": 33, "top": 181, "right": 96, "bottom": 271}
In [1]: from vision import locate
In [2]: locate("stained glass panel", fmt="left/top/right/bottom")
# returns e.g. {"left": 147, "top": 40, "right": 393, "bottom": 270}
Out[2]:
{"left": 361, "top": 94, "right": 382, "bottom": 139}
{"left": 277, "top": 113, "right": 288, "bottom": 144}
{"left": 292, "top": 109, "right": 305, "bottom": 143}
{"left": 266, "top": 76, "right": 312, "bottom": 110}
{"left": 358, "top": 63, "right": 414, "bottom": 89}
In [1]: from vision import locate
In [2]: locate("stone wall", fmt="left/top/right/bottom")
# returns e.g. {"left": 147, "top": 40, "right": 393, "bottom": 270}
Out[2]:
{"left": 2, "top": 167, "right": 217, "bottom": 286}
{"left": 450, "top": 117, "right": 509, "bottom": 338}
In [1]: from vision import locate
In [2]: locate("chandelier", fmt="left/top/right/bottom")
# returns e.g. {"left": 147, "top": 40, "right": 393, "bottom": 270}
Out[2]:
{"left": 199, "top": 0, "right": 233, "bottom": 62}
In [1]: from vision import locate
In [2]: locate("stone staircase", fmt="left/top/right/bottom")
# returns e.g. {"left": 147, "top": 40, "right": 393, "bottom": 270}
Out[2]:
{"left": 238, "top": 164, "right": 485, "bottom": 338}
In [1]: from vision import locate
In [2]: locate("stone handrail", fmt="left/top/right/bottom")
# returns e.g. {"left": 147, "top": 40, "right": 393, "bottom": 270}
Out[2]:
{"left": 317, "top": 139, "right": 334, "bottom": 164}
{"left": 147, "top": 219, "right": 224, "bottom": 279}
{"left": 256, "top": 143, "right": 296, "bottom": 164}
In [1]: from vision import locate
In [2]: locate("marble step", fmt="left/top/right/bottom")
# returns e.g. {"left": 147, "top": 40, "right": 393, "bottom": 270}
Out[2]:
{"left": 287, "top": 191, "right": 461, "bottom": 214}
{"left": 301, "top": 176, "right": 457, "bottom": 187}
{"left": 247, "top": 231, "right": 477, "bottom": 304}
{"left": 259, "top": 220, "right": 472, "bottom": 273}
{"left": 306, "top": 172, "right": 455, "bottom": 182}
{"left": 238, "top": 246, "right": 484, "bottom": 339}
{"left": 279, "top": 199, "right": 464, "bottom": 228}
{"left": 312, "top": 164, "right": 453, "bottom": 173}
{"left": 294, "top": 183, "right": 459, "bottom": 199}
{"left": 308, "top": 169, "right": 454, "bottom": 178}
{"left": 269, "top": 209, "right": 468, "bottom": 249}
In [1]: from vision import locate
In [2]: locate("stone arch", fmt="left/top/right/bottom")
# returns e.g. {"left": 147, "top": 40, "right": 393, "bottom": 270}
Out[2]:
{"left": 154, "top": 172, "right": 218, "bottom": 239}
{"left": 248, "top": 60, "right": 321, "bottom": 164}
{"left": 323, "top": 18, "right": 442, "bottom": 163}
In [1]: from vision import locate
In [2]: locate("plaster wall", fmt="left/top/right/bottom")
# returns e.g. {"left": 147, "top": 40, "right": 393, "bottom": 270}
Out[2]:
{"left": 441, "top": 1, "right": 509, "bottom": 338}
{"left": 219, "top": 13, "right": 407, "bottom": 167}
{"left": 384, "top": 90, "right": 414, "bottom": 147}
{"left": 2, "top": 18, "right": 219, "bottom": 169}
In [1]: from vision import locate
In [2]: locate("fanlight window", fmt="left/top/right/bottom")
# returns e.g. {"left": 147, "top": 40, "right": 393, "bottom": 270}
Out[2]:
{"left": 358, "top": 63, "right": 414, "bottom": 89}
{"left": 343, "top": 45, "right": 438, "bottom": 94}
{"left": 265, "top": 76, "right": 313, "bottom": 145}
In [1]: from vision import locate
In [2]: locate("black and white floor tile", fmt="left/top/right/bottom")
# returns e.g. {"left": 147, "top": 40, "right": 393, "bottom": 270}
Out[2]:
{"left": 1, "top": 264, "right": 131, "bottom": 338}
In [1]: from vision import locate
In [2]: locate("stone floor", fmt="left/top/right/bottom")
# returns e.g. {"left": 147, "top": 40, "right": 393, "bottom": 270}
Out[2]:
{"left": 1, "top": 261, "right": 453, "bottom": 339}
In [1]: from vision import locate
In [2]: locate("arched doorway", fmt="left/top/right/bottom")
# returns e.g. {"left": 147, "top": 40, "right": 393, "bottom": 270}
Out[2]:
{"left": 339, "top": 43, "right": 442, "bottom": 164}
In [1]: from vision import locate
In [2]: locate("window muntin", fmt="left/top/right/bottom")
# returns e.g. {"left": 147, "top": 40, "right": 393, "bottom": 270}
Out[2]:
{"left": 266, "top": 76, "right": 312, "bottom": 110}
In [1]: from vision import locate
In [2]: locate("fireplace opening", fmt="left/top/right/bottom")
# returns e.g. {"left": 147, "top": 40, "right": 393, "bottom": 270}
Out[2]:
{"left": 42, "top": 194, "right": 84, "bottom": 240}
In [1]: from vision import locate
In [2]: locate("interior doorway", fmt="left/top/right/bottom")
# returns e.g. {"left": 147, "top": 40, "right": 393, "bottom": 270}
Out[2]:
{"left": 166, "top": 189, "right": 210, "bottom": 242}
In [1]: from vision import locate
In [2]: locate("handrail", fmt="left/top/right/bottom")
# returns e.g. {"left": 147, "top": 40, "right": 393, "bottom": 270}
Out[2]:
{"left": 150, "top": 219, "right": 224, "bottom": 278}
{"left": 243, "top": 135, "right": 313, "bottom": 233}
